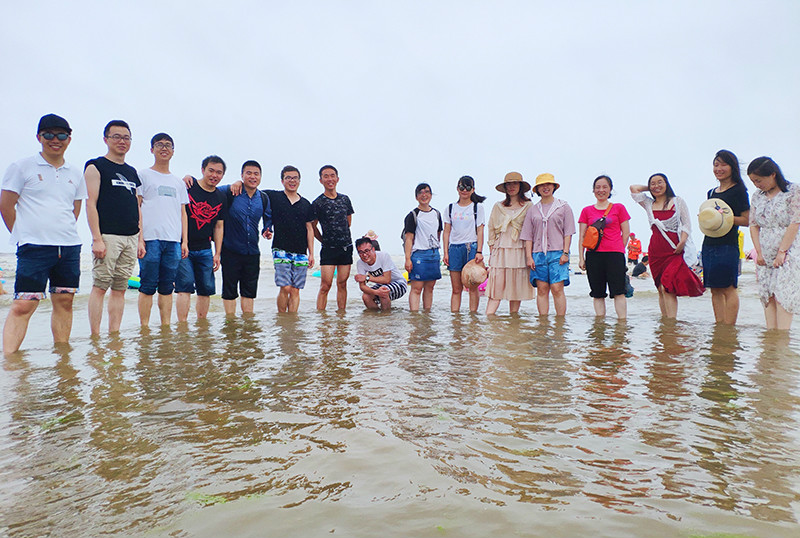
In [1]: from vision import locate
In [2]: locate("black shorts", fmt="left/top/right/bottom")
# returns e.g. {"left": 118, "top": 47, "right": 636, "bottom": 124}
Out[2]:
{"left": 320, "top": 244, "right": 353, "bottom": 266}
{"left": 585, "top": 251, "right": 627, "bottom": 298}
{"left": 220, "top": 247, "right": 260, "bottom": 300}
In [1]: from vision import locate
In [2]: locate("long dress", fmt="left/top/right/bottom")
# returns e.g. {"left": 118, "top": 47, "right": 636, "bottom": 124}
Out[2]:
{"left": 486, "top": 202, "right": 534, "bottom": 301}
{"left": 750, "top": 183, "right": 800, "bottom": 312}
{"left": 631, "top": 192, "right": 703, "bottom": 297}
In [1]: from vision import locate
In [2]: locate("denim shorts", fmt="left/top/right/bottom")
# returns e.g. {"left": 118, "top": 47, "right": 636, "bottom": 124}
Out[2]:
{"left": 447, "top": 242, "right": 477, "bottom": 272}
{"left": 273, "top": 249, "right": 309, "bottom": 289}
{"left": 14, "top": 244, "right": 81, "bottom": 300}
{"left": 409, "top": 248, "right": 442, "bottom": 282}
{"left": 175, "top": 248, "right": 216, "bottom": 296}
{"left": 530, "top": 250, "right": 570, "bottom": 287}
{"left": 138, "top": 240, "right": 181, "bottom": 296}
{"left": 702, "top": 244, "right": 739, "bottom": 289}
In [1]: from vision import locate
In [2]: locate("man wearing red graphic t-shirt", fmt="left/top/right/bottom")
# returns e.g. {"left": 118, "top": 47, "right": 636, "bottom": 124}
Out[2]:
{"left": 175, "top": 156, "right": 227, "bottom": 321}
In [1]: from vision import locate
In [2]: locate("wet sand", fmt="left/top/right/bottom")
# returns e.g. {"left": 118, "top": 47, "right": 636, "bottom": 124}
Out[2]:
{"left": 1, "top": 253, "right": 799, "bottom": 537}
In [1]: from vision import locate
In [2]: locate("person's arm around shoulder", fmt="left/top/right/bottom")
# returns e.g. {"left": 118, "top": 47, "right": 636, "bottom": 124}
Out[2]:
{"left": 84, "top": 164, "right": 106, "bottom": 259}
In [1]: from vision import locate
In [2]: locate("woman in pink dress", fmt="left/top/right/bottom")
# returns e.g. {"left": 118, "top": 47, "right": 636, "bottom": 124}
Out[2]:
{"left": 630, "top": 173, "right": 704, "bottom": 319}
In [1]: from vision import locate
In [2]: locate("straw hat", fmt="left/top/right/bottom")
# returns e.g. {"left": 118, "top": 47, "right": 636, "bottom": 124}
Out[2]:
{"left": 533, "top": 173, "right": 560, "bottom": 193}
{"left": 698, "top": 198, "right": 734, "bottom": 238}
{"left": 496, "top": 171, "right": 531, "bottom": 193}
{"left": 461, "top": 259, "right": 488, "bottom": 288}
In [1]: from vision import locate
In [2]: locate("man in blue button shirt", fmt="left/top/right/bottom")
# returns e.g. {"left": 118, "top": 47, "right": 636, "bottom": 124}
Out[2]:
{"left": 219, "top": 160, "right": 272, "bottom": 316}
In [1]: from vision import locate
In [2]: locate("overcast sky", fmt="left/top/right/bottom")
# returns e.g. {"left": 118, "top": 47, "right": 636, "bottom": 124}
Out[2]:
{"left": 2, "top": 1, "right": 798, "bottom": 254}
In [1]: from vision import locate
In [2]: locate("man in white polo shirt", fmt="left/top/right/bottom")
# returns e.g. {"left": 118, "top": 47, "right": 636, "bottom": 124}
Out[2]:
{"left": 0, "top": 114, "right": 87, "bottom": 354}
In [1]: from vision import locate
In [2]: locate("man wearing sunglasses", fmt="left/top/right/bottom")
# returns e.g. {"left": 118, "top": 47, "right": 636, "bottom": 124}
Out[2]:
{"left": 0, "top": 114, "right": 87, "bottom": 354}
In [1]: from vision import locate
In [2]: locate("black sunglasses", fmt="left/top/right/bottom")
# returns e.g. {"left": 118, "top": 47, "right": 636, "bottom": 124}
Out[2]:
{"left": 41, "top": 132, "right": 69, "bottom": 141}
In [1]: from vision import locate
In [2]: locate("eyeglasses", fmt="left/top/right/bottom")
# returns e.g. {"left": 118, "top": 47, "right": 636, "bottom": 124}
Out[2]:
{"left": 106, "top": 134, "right": 132, "bottom": 142}
{"left": 154, "top": 142, "right": 173, "bottom": 150}
{"left": 458, "top": 185, "right": 473, "bottom": 192}
{"left": 357, "top": 247, "right": 374, "bottom": 255}
{"left": 40, "top": 132, "right": 69, "bottom": 141}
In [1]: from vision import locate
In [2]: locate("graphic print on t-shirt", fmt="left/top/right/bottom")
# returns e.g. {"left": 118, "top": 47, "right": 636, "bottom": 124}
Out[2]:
{"left": 111, "top": 172, "right": 137, "bottom": 194}
{"left": 368, "top": 267, "right": 385, "bottom": 278}
{"left": 188, "top": 192, "right": 224, "bottom": 230}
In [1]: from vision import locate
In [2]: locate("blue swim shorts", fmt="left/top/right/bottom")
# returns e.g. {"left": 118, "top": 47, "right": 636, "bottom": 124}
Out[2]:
{"left": 447, "top": 242, "right": 477, "bottom": 272}
{"left": 273, "top": 249, "right": 309, "bottom": 289}
{"left": 530, "top": 250, "right": 570, "bottom": 287}
{"left": 409, "top": 248, "right": 441, "bottom": 281}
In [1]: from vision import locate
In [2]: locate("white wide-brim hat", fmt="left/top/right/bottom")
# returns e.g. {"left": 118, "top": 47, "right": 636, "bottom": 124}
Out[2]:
{"left": 698, "top": 198, "right": 734, "bottom": 238}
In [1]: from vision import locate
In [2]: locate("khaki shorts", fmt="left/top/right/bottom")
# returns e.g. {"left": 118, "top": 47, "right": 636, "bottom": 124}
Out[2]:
{"left": 93, "top": 234, "right": 139, "bottom": 291}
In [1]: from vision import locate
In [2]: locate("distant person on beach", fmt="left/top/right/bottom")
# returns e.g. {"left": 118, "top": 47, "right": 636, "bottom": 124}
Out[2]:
{"left": 520, "top": 173, "right": 575, "bottom": 316}
{"left": 176, "top": 156, "right": 227, "bottom": 321}
{"left": 630, "top": 173, "right": 704, "bottom": 319}
{"left": 485, "top": 172, "right": 534, "bottom": 315}
{"left": 442, "top": 175, "right": 486, "bottom": 312}
{"left": 265, "top": 166, "right": 315, "bottom": 313}
{"left": 136, "top": 133, "right": 189, "bottom": 327}
{"left": 632, "top": 255, "right": 650, "bottom": 278}
{"left": 701, "top": 149, "right": 750, "bottom": 325}
{"left": 626, "top": 233, "right": 642, "bottom": 264}
{"left": 311, "top": 165, "right": 354, "bottom": 311}
{"left": 0, "top": 114, "right": 87, "bottom": 354}
{"left": 219, "top": 161, "right": 272, "bottom": 317}
{"left": 747, "top": 156, "right": 800, "bottom": 330}
{"left": 85, "top": 120, "right": 142, "bottom": 335}
{"left": 403, "top": 183, "right": 443, "bottom": 311}
{"left": 578, "top": 175, "right": 631, "bottom": 319}
{"left": 354, "top": 237, "right": 407, "bottom": 310}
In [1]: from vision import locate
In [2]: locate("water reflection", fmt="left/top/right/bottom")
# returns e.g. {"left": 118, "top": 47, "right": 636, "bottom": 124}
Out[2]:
{"left": 1, "top": 309, "right": 800, "bottom": 536}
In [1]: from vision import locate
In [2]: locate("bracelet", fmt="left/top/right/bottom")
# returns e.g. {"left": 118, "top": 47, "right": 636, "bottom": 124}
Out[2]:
{"left": 562, "top": 251, "right": 569, "bottom": 256}
{"left": 475, "top": 251, "right": 482, "bottom": 254}
{"left": 779, "top": 249, "right": 788, "bottom": 254}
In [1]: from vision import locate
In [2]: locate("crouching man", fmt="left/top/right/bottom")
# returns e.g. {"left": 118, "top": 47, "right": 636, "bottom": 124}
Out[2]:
{"left": 354, "top": 237, "right": 407, "bottom": 311}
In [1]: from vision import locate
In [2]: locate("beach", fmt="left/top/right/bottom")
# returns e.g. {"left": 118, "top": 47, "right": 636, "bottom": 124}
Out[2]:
{"left": 1, "top": 252, "right": 799, "bottom": 537}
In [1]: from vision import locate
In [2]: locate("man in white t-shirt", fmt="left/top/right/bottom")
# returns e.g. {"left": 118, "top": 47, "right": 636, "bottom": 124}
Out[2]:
{"left": 137, "top": 133, "right": 189, "bottom": 327}
{"left": 354, "top": 237, "right": 407, "bottom": 310}
{"left": 0, "top": 114, "right": 87, "bottom": 354}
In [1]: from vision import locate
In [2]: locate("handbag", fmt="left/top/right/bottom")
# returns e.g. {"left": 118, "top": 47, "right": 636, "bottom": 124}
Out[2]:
{"left": 582, "top": 203, "right": 613, "bottom": 251}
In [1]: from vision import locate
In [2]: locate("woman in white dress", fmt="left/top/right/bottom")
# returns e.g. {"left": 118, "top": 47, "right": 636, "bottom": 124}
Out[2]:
{"left": 747, "top": 156, "right": 800, "bottom": 330}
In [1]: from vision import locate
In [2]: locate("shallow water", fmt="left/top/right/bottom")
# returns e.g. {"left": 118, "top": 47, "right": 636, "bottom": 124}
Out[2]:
{"left": 1, "top": 256, "right": 799, "bottom": 537}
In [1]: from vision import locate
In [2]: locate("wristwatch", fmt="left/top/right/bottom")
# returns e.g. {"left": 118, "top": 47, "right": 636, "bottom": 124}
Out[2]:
{"left": 365, "top": 275, "right": 371, "bottom": 282}
{"left": 562, "top": 251, "right": 570, "bottom": 256}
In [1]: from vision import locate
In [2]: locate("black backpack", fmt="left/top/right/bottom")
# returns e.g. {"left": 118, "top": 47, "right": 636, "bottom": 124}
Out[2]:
{"left": 401, "top": 207, "right": 443, "bottom": 246}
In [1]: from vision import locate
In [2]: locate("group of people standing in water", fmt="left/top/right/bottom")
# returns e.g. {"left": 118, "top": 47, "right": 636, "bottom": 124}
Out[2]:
{"left": 402, "top": 150, "right": 799, "bottom": 330}
{"left": 1, "top": 112, "right": 798, "bottom": 355}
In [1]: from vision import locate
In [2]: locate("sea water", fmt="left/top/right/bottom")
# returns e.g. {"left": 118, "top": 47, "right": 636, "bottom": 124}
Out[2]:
{"left": 0, "top": 253, "right": 798, "bottom": 537}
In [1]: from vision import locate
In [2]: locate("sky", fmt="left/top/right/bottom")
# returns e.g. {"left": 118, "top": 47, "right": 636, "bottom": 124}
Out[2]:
{"left": 1, "top": 1, "right": 798, "bottom": 255}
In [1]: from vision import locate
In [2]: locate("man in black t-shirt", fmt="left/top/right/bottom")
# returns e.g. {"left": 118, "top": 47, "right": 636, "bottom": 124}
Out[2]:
{"left": 176, "top": 156, "right": 228, "bottom": 321}
{"left": 310, "top": 165, "right": 354, "bottom": 311}
{"left": 266, "top": 165, "right": 315, "bottom": 313}
{"left": 85, "top": 120, "right": 142, "bottom": 336}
